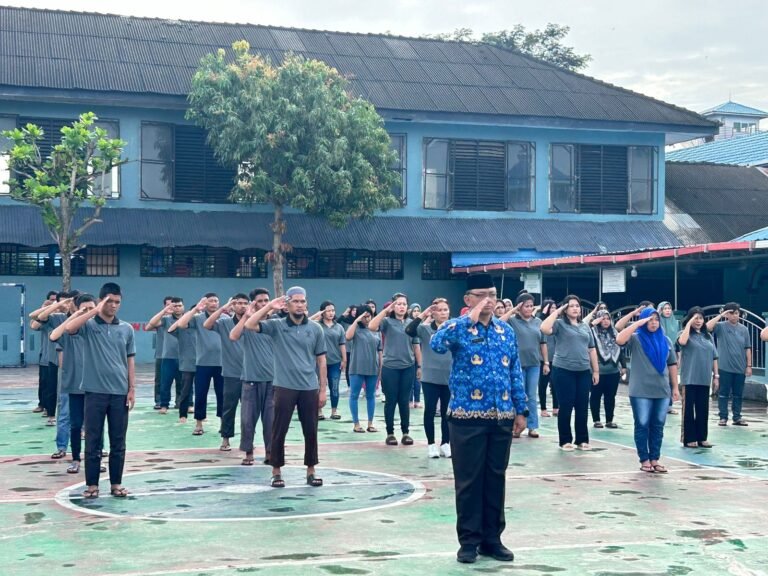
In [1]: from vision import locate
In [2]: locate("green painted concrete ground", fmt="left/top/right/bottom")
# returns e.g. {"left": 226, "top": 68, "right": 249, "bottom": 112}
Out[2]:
{"left": 2, "top": 365, "right": 767, "bottom": 576}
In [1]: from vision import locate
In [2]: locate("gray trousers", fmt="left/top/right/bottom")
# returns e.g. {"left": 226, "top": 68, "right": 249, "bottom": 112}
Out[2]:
{"left": 240, "top": 381, "right": 274, "bottom": 455}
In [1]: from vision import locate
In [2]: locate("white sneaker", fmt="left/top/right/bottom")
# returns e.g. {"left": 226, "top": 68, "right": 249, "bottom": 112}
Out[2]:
{"left": 577, "top": 443, "right": 592, "bottom": 451}
{"left": 428, "top": 444, "right": 440, "bottom": 458}
{"left": 439, "top": 443, "right": 452, "bottom": 458}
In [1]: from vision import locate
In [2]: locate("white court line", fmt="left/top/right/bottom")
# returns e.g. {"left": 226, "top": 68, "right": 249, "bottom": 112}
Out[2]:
{"left": 100, "top": 533, "right": 768, "bottom": 576}
{"left": 53, "top": 465, "right": 426, "bottom": 522}
{"left": 587, "top": 436, "right": 768, "bottom": 480}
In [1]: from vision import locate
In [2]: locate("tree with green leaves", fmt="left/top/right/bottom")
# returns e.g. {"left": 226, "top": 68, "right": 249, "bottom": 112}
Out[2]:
{"left": 186, "top": 42, "right": 401, "bottom": 295}
{"left": 2, "top": 112, "right": 126, "bottom": 291}
{"left": 426, "top": 24, "right": 591, "bottom": 71}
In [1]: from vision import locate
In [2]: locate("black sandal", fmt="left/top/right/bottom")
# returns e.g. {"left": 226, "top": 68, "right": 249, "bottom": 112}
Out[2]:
{"left": 306, "top": 474, "right": 323, "bottom": 487}
{"left": 270, "top": 475, "right": 285, "bottom": 488}
{"left": 110, "top": 487, "right": 129, "bottom": 498}
{"left": 82, "top": 486, "right": 99, "bottom": 499}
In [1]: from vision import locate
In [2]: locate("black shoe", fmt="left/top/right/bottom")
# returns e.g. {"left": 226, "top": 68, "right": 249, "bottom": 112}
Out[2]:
{"left": 478, "top": 543, "right": 515, "bottom": 562}
{"left": 456, "top": 545, "right": 478, "bottom": 564}
{"left": 153, "top": 405, "right": 162, "bottom": 410}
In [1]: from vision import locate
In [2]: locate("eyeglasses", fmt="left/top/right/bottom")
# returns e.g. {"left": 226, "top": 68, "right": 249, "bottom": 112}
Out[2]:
{"left": 467, "top": 291, "right": 498, "bottom": 299}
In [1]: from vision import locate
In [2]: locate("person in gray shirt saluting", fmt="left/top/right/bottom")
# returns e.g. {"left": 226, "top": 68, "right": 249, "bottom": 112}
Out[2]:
{"left": 245, "top": 286, "right": 327, "bottom": 489}
{"left": 64, "top": 283, "right": 136, "bottom": 499}
{"left": 706, "top": 302, "right": 752, "bottom": 427}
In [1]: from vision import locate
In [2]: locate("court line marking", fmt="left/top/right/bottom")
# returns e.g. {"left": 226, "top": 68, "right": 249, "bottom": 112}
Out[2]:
{"left": 53, "top": 465, "right": 426, "bottom": 522}
{"left": 93, "top": 534, "right": 768, "bottom": 576}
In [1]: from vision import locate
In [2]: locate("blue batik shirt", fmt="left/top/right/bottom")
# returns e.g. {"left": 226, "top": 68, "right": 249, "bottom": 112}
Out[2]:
{"left": 431, "top": 314, "right": 526, "bottom": 421}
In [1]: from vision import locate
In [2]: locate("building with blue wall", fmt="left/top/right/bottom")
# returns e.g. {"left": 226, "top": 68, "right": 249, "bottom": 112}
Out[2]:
{"left": 0, "top": 6, "right": 717, "bottom": 362}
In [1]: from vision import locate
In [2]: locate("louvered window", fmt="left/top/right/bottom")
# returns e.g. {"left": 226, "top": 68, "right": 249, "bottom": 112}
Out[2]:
{"left": 141, "top": 123, "right": 236, "bottom": 203}
{"left": 0, "top": 245, "right": 119, "bottom": 276}
{"left": 389, "top": 134, "right": 407, "bottom": 205}
{"left": 287, "top": 249, "right": 403, "bottom": 279}
{"left": 549, "top": 144, "right": 656, "bottom": 214}
{"left": 423, "top": 138, "right": 532, "bottom": 212}
{"left": 140, "top": 246, "right": 267, "bottom": 278}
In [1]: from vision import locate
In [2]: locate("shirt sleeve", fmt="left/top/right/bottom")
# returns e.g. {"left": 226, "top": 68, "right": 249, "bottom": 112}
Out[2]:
{"left": 665, "top": 337, "right": 677, "bottom": 365}
{"left": 314, "top": 325, "right": 327, "bottom": 356}
{"left": 712, "top": 341, "right": 719, "bottom": 360}
{"left": 126, "top": 326, "right": 136, "bottom": 357}
{"left": 379, "top": 317, "right": 389, "bottom": 335}
{"left": 586, "top": 325, "right": 596, "bottom": 348}
{"left": 259, "top": 318, "right": 278, "bottom": 336}
{"left": 430, "top": 316, "right": 470, "bottom": 354}
{"left": 337, "top": 327, "right": 346, "bottom": 347}
{"left": 506, "top": 328, "right": 527, "bottom": 413}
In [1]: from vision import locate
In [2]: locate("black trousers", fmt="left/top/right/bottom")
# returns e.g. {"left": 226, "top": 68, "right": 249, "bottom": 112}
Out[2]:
{"left": 193, "top": 365, "right": 223, "bottom": 421}
{"left": 153, "top": 358, "right": 162, "bottom": 405}
{"left": 84, "top": 392, "right": 128, "bottom": 487}
{"left": 270, "top": 387, "right": 319, "bottom": 468}
{"left": 422, "top": 382, "right": 450, "bottom": 445}
{"left": 681, "top": 384, "right": 710, "bottom": 444}
{"left": 538, "top": 362, "right": 558, "bottom": 411}
{"left": 590, "top": 372, "right": 620, "bottom": 423}
{"left": 178, "top": 371, "right": 195, "bottom": 418}
{"left": 41, "top": 363, "right": 59, "bottom": 418}
{"left": 220, "top": 376, "right": 242, "bottom": 439}
{"left": 449, "top": 421, "right": 513, "bottom": 548}
{"left": 381, "top": 365, "right": 415, "bottom": 435}
{"left": 552, "top": 367, "right": 591, "bottom": 446}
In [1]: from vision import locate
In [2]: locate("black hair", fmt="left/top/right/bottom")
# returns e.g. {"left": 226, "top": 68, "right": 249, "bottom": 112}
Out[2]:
{"left": 249, "top": 288, "right": 269, "bottom": 300}
{"left": 46, "top": 290, "right": 59, "bottom": 300}
{"left": 516, "top": 293, "right": 535, "bottom": 306}
{"left": 682, "top": 306, "right": 711, "bottom": 339}
{"left": 723, "top": 302, "right": 741, "bottom": 312}
{"left": 517, "top": 288, "right": 529, "bottom": 296}
{"left": 320, "top": 300, "right": 334, "bottom": 311}
{"left": 559, "top": 294, "right": 581, "bottom": 320}
{"left": 639, "top": 300, "right": 655, "bottom": 308}
{"left": 232, "top": 293, "right": 249, "bottom": 301}
{"left": 357, "top": 304, "right": 374, "bottom": 317}
{"left": 163, "top": 295, "right": 174, "bottom": 304}
{"left": 75, "top": 293, "right": 96, "bottom": 307}
{"left": 204, "top": 292, "right": 218, "bottom": 299}
{"left": 99, "top": 282, "right": 122, "bottom": 299}
{"left": 170, "top": 297, "right": 183, "bottom": 304}
{"left": 388, "top": 293, "right": 407, "bottom": 318}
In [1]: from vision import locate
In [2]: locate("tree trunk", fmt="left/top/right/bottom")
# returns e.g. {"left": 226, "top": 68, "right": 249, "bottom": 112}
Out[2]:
{"left": 60, "top": 247, "right": 72, "bottom": 293}
{"left": 58, "top": 196, "right": 72, "bottom": 292}
{"left": 271, "top": 204, "right": 285, "bottom": 297}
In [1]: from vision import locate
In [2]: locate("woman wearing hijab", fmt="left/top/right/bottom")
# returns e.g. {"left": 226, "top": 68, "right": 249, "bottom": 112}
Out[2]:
{"left": 656, "top": 302, "right": 681, "bottom": 414}
{"left": 616, "top": 307, "right": 679, "bottom": 472}
{"left": 589, "top": 310, "right": 627, "bottom": 429}
{"left": 408, "top": 304, "right": 423, "bottom": 408}
{"left": 677, "top": 307, "right": 719, "bottom": 448}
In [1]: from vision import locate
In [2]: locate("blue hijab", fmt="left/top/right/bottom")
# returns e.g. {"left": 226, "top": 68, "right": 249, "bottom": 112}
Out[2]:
{"left": 636, "top": 307, "right": 669, "bottom": 374}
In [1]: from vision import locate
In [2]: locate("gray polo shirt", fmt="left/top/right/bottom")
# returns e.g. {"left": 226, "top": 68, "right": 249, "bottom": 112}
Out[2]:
{"left": 56, "top": 331, "right": 84, "bottom": 395}
{"left": 380, "top": 317, "right": 419, "bottom": 370}
{"left": 241, "top": 329, "right": 275, "bottom": 382}
{"left": 509, "top": 316, "right": 545, "bottom": 368}
{"left": 551, "top": 318, "right": 595, "bottom": 372}
{"left": 416, "top": 321, "right": 452, "bottom": 385}
{"left": 35, "top": 313, "right": 67, "bottom": 366}
{"left": 166, "top": 320, "right": 197, "bottom": 373}
{"left": 157, "top": 316, "right": 178, "bottom": 360}
{"left": 320, "top": 321, "right": 346, "bottom": 366}
{"left": 259, "top": 316, "right": 326, "bottom": 390}
{"left": 187, "top": 313, "right": 222, "bottom": 367}
{"left": 347, "top": 326, "right": 382, "bottom": 376}
{"left": 627, "top": 334, "right": 676, "bottom": 398}
{"left": 78, "top": 316, "right": 135, "bottom": 395}
{"left": 678, "top": 331, "right": 718, "bottom": 386}
{"left": 713, "top": 322, "right": 750, "bottom": 374}
{"left": 210, "top": 315, "right": 243, "bottom": 379}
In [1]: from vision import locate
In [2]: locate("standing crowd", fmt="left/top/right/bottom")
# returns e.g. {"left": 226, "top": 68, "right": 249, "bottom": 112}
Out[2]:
{"left": 27, "top": 278, "right": 757, "bottom": 564}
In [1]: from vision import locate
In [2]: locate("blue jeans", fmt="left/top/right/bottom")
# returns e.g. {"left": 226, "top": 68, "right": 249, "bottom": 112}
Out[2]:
{"left": 55, "top": 391, "right": 70, "bottom": 452}
{"left": 522, "top": 365, "right": 540, "bottom": 430}
{"left": 349, "top": 374, "right": 377, "bottom": 425}
{"left": 629, "top": 396, "right": 669, "bottom": 462}
{"left": 411, "top": 379, "right": 421, "bottom": 403}
{"left": 718, "top": 370, "right": 746, "bottom": 421}
{"left": 159, "top": 358, "right": 181, "bottom": 409}
{"left": 326, "top": 363, "right": 342, "bottom": 410}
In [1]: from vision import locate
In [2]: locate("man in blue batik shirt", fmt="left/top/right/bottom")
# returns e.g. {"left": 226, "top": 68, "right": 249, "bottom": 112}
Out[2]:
{"left": 432, "top": 273, "right": 528, "bottom": 565}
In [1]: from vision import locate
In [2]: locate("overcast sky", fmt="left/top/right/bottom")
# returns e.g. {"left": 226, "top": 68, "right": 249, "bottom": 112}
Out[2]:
{"left": 6, "top": 0, "right": 768, "bottom": 118}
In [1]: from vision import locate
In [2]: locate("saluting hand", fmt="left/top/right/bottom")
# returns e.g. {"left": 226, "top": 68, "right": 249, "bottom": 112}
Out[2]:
{"left": 269, "top": 296, "right": 287, "bottom": 311}
{"left": 196, "top": 297, "right": 208, "bottom": 311}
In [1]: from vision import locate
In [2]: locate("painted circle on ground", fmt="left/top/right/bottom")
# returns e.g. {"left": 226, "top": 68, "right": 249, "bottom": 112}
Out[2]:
{"left": 55, "top": 465, "right": 425, "bottom": 522}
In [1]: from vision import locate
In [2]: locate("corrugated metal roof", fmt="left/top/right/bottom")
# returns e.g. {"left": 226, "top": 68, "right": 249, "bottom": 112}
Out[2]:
{"left": 0, "top": 205, "right": 682, "bottom": 254}
{"left": 666, "top": 131, "right": 768, "bottom": 167}
{"left": 0, "top": 5, "right": 715, "bottom": 131}
{"left": 701, "top": 101, "right": 768, "bottom": 117}
{"left": 664, "top": 162, "right": 768, "bottom": 242}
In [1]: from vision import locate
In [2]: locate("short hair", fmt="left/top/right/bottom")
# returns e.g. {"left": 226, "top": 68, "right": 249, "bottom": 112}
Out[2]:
{"left": 516, "top": 293, "right": 535, "bottom": 306}
{"left": 170, "top": 297, "right": 183, "bottom": 304}
{"left": 99, "top": 282, "right": 122, "bottom": 299}
{"left": 232, "top": 293, "right": 249, "bottom": 301}
{"left": 46, "top": 290, "right": 59, "bottom": 300}
{"left": 163, "top": 295, "right": 174, "bottom": 304}
{"left": 320, "top": 300, "right": 334, "bottom": 310}
{"left": 639, "top": 300, "right": 654, "bottom": 308}
{"left": 682, "top": 306, "right": 709, "bottom": 337}
{"left": 204, "top": 292, "right": 218, "bottom": 299}
{"left": 723, "top": 301, "right": 740, "bottom": 312}
{"left": 249, "top": 288, "right": 269, "bottom": 300}
{"left": 75, "top": 293, "right": 96, "bottom": 307}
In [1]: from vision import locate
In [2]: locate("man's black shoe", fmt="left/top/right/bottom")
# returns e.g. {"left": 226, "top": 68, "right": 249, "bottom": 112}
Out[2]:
{"left": 456, "top": 545, "right": 478, "bottom": 564}
{"left": 478, "top": 543, "right": 515, "bottom": 562}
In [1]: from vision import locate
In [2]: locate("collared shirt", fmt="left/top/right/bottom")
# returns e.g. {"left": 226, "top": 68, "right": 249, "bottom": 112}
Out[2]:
{"left": 187, "top": 312, "right": 222, "bottom": 367}
{"left": 319, "top": 321, "right": 346, "bottom": 365}
{"left": 157, "top": 316, "right": 178, "bottom": 360}
{"left": 34, "top": 313, "right": 67, "bottom": 366}
{"left": 210, "top": 315, "right": 243, "bottom": 379}
{"left": 259, "top": 315, "right": 326, "bottom": 390}
{"left": 347, "top": 325, "right": 382, "bottom": 376}
{"left": 713, "top": 322, "right": 750, "bottom": 374}
{"left": 56, "top": 331, "right": 84, "bottom": 395}
{"left": 165, "top": 317, "right": 196, "bottom": 372}
{"left": 78, "top": 315, "right": 135, "bottom": 395}
{"left": 431, "top": 314, "right": 526, "bottom": 421}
